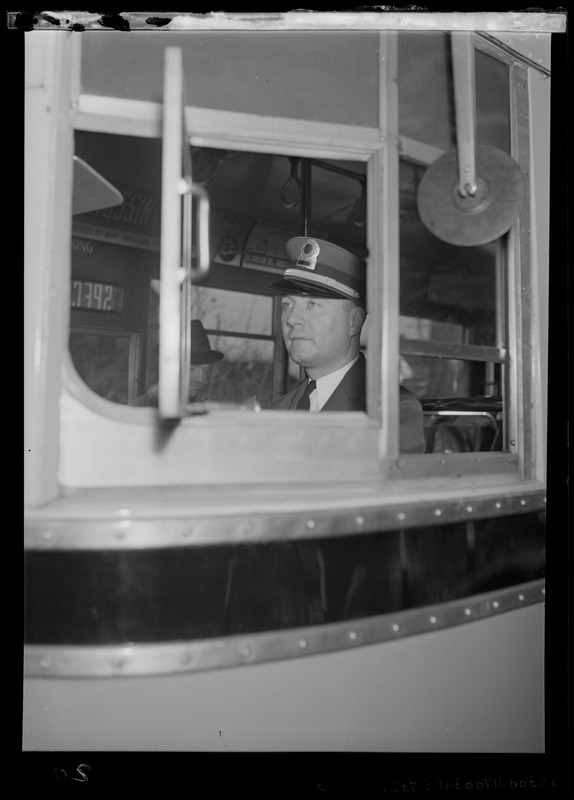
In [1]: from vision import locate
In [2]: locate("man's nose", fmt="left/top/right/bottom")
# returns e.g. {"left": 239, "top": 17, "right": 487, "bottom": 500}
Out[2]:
{"left": 286, "top": 301, "right": 304, "bottom": 326}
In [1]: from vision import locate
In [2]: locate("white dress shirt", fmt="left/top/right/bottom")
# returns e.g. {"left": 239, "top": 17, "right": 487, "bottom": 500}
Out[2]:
{"left": 308, "top": 355, "right": 359, "bottom": 411}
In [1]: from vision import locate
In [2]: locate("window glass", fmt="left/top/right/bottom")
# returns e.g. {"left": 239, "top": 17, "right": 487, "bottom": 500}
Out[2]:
{"left": 399, "top": 160, "right": 501, "bottom": 348}
{"left": 197, "top": 336, "right": 277, "bottom": 407}
{"left": 80, "top": 31, "right": 380, "bottom": 126}
{"left": 70, "top": 330, "right": 139, "bottom": 404}
{"left": 398, "top": 34, "right": 511, "bottom": 456}
{"left": 399, "top": 32, "right": 510, "bottom": 152}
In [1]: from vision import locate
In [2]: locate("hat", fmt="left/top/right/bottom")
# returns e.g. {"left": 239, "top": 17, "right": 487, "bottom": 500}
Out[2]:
{"left": 270, "top": 237, "right": 366, "bottom": 306}
{"left": 189, "top": 319, "right": 225, "bottom": 365}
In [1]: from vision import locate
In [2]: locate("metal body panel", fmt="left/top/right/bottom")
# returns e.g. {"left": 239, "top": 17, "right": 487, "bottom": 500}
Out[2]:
{"left": 23, "top": 602, "right": 544, "bottom": 752}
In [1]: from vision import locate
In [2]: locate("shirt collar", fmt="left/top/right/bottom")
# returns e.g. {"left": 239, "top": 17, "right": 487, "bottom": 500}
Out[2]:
{"left": 310, "top": 355, "right": 359, "bottom": 410}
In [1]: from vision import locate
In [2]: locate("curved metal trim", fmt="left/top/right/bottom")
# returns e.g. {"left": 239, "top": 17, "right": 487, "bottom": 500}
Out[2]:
{"left": 24, "top": 579, "right": 544, "bottom": 678}
{"left": 25, "top": 491, "right": 546, "bottom": 550}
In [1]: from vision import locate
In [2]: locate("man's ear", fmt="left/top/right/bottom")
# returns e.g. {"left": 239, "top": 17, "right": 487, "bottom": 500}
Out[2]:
{"left": 349, "top": 305, "right": 366, "bottom": 336}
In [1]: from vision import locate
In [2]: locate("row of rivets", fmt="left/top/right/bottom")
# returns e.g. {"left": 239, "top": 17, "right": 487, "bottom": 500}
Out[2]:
{"left": 30, "top": 492, "right": 546, "bottom": 549}
{"left": 29, "top": 584, "right": 545, "bottom": 676}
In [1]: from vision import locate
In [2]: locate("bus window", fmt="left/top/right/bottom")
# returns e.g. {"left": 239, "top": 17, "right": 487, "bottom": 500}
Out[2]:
{"left": 398, "top": 33, "right": 514, "bottom": 455}
{"left": 70, "top": 133, "right": 368, "bottom": 410}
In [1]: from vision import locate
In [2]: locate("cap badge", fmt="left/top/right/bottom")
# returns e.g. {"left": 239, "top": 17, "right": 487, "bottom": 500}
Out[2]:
{"left": 295, "top": 238, "right": 320, "bottom": 270}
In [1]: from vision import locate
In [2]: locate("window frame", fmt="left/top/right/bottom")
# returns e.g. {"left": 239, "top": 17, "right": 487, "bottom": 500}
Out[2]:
{"left": 53, "top": 30, "right": 543, "bottom": 494}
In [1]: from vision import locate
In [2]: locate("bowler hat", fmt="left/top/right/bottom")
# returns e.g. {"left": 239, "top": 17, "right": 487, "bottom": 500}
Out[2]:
{"left": 270, "top": 236, "right": 366, "bottom": 306}
{"left": 189, "top": 319, "right": 225, "bottom": 365}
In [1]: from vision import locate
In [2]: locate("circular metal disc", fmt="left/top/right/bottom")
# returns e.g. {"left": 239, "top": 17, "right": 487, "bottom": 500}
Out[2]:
{"left": 416, "top": 145, "right": 526, "bottom": 247}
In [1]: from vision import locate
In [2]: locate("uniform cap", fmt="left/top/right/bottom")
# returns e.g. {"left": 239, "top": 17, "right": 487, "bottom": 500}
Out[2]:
{"left": 270, "top": 237, "right": 366, "bottom": 305}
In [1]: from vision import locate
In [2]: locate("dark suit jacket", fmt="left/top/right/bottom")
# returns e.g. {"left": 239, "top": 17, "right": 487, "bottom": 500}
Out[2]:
{"left": 270, "top": 353, "right": 426, "bottom": 454}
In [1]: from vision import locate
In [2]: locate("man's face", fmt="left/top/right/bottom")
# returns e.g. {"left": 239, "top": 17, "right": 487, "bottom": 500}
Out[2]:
{"left": 280, "top": 294, "right": 361, "bottom": 378}
{"left": 188, "top": 364, "right": 210, "bottom": 398}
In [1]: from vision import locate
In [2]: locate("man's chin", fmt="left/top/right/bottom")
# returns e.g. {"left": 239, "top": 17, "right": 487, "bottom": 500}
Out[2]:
{"left": 289, "top": 341, "right": 314, "bottom": 361}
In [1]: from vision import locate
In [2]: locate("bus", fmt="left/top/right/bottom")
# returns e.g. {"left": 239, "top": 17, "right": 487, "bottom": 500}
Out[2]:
{"left": 20, "top": 10, "right": 568, "bottom": 779}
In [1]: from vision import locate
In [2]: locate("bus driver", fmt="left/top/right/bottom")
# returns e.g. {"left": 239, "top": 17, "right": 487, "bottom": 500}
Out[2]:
{"left": 269, "top": 236, "right": 425, "bottom": 454}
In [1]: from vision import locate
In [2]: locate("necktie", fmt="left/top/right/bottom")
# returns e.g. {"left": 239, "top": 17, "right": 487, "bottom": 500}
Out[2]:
{"left": 296, "top": 379, "right": 316, "bottom": 410}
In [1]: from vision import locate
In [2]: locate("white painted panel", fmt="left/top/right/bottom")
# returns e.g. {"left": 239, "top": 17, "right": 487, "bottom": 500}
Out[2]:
{"left": 23, "top": 604, "right": 544, "bottom": 753}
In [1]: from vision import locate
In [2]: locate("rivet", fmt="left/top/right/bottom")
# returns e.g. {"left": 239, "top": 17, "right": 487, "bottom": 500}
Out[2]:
{"left": 544, "top": 497, "right": 547, "bottom": 504}
{"left": 464, "top": 608, "right": 471, "bottom": 616}
{"left": 429, "top": 616, "right": 437, "bottom": 624}
{"left": 356, "top": 516, "right": 364, "bottom": 526}
{"left": 542, "top": 588, "right": 545, "bottom": 595}
{"left": 182, "top": 527, "right": 194, "bottom": 538}
{"left": 112, "top": 658, "right": 125, "bottom": 669}
{"left": 397, "top": 512, "right": 406, "bottom": 522}
{"left": 307, "top": 520, "right": 316, "bottom": 530}
{"left": 241, "top": 647, "right": 251, "bottom": 658}
{"left": 298, "top": 639, "right": 307, "bottom": 649}
{"left": 434, "top": 509, "right": 442, "bottom": 517}
{"left": 180, "top": 652, "right": 193, "bottom": 665}
{"left": 241, "top": 522, "right": 253, "bottom": 535}
{"left": 392, "top": 623, "right": 399, "bottom": 632}
{"left": 495, "top": 502, "right": 502, "bottom": 510}
{"left": 493, "top": 601, "right": 499, "bottom": 609}
{"left": 518, "top": 594, "right": 525, "bottom": 602}
{"left": 39, "top": 659, "right": 51, "bottom": 670}
{"left": 348, "top": 631, "right": 357, "bottom": 641}
{"left": 42, "top": 531, "right": 53, "bottom": 541}
{"left": 440, "top": 458, "right": 447, "bottom": 465}
{"left": 520, "top": 499, "right": 526, "bottom": 506}
{"left": 466, "top": 505, "right": 473, "bottom": 513}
